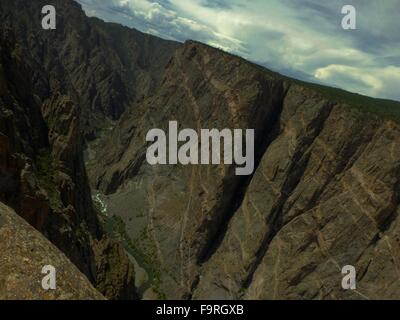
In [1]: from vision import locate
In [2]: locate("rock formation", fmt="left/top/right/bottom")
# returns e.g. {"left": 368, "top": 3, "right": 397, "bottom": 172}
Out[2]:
{"left": 0, "top": 202, "right": 104, "bottom": 300}
{"left": 1, "top": 0, "right": 400, "bottom": 300}
{"left": 0, "top": 1, "right": 150, "bottom": 299}
{"left": 91, "top": 41, "right": 400, "bottom": 300}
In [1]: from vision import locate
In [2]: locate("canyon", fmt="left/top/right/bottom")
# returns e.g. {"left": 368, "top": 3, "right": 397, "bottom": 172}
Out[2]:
{"left": 145, "top": 121, "right": 255, "bottom": 175}
{"left": 1, "top": 0, "right": 400, "bottom": 300}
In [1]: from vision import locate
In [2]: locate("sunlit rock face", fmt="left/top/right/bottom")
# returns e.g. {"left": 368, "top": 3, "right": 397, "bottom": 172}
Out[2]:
{"left": 0, "top": 202, "right": 105, "bottom": 300}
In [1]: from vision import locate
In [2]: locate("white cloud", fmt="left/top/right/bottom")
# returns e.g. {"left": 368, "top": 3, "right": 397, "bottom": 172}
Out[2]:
{"left": 315, "top": 64, "right": 400, "bottom": 100}
{"left": 76, "top": 0, "right": 400, "bottom": 101}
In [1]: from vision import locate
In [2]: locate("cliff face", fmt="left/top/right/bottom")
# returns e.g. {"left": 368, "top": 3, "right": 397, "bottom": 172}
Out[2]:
{"left": 91, "top": 41, "right": 400, "bottom": 300}
{"left": 0, "top": 202, "right": 105, "bottom": 300}
{"left": 196, "top": 85, "right": 400, "bottom": 300}
{"left": 0, "top": 2, "right": 150, "bottom": 299}
{"left": 90, "top": 42, "right": 287, "bottom": 298}
{"left": 2, "top": 0, "right": 400, "bottom": 301}
{"left": 0, "top": 0, "right": 179, "bottom": 136}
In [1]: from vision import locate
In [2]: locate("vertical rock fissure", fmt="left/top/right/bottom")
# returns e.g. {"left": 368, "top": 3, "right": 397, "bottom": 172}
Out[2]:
{"left": 196, "top": 82, "right": 290, "bottom": 266}
{"left": 243, "top": 101, "right": 335, "bottom": 289}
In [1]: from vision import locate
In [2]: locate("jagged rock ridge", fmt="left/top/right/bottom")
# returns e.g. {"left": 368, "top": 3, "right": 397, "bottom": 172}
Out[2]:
{"left": 91, "top": 41, "right": 400, "bottom": 300}
{"left": 0, "top": 202, "right": 105, "bottom": 300}
{"left": 0, "top": 0, "right": 180, "bottom": 298}
{"left": 2, "top": 0, "right": 400, "bottom": 301}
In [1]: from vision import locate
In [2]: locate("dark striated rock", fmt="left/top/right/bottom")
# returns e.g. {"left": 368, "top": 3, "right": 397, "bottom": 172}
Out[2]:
{"left": 242, "top": 105, "right": 400, "bottom": 300}
{"left": 91, "top": 41, "right": 289, "bottom": 298}
{"left": 0, "top": 0, "right": 179, "bottom": 136}
{"left": 2, "top": 0, "right": 400, "bottom": 301}
{"left": 90, "top": 40, "right": 400, "bottom": 300}
{"left": 0, "top": 24, "right": 137, "bottom": 299}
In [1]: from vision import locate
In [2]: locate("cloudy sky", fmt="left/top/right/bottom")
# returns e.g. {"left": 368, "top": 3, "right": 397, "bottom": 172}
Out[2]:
{"left": 76, "top": 0, "right": 400, "bottom": 101}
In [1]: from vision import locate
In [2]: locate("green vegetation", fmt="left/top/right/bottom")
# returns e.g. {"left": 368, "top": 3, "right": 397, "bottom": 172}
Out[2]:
{"left": 238, "top": 287, "right": 247, "bottom": 300}
{"left": 110, "top": 215, "right": 165, "bottom": 299}
{"left": 297, "top": 81, "right": 400, "bottom": 122}
{"left": 93, "top": 202, "right": 166, "bottom": 299}
{"left": 260, "top": 60, "right": 400, "bottom": 122}
{"left": 11, "top": 44, "right": 23, "bottom": 61}
{"left": 36, "top": 150, "right": 62, "bottom": 210}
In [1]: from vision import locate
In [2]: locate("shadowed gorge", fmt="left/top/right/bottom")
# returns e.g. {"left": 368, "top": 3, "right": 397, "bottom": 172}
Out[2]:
{"left": 1, "top": 0, "right": 400, "bottom": 300}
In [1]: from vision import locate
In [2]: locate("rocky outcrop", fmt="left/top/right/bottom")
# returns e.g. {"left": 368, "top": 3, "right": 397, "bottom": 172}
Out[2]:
{"left": 0, "top": 25, "right": 135, "bottom": 299}
{"left": 0, "top": 0, "right": 179, "bottom": 137}
{"left": 0, "top": 202, "right": 104, "bottom": 300}
{"left": 90, "top": 41, "right": 288, "bottom": 298}
{"left": 240, "top": 104, "right": 400, "bottom": 300}
{"left": 91, "top": 40, "right": 400, "bottom": 300}
{"left": 0, "top": 29, "right": 50, "bottom": 231}
{"left": 93, "top": 238, "right": 138, "bottom": 300}
{"left": 2, "top": 0, "right": 400, "bottom": 301}
{"left": 194, "top": 86, "right": 400, "bottom": 300}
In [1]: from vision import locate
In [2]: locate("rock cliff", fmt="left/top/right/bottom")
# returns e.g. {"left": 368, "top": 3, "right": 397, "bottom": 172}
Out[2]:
{"left": 0, "top": 5, "right": 143, "bottom": 299}
{"left": 0, "top": 202, "right": 104, "bottom": 300}
{"left": 2, "top": 0, "right": 400, "bottom": 300}
{"left": 91, "top": 41, "right": 400, "bottom": 300}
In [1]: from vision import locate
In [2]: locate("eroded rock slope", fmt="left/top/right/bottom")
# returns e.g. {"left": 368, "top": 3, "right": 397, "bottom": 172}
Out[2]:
{"left": 0, "top": 202, "right": 104, "bottom": 300}
{"left": 91, "top": 41, "right": 400, "bottom": 300}
{"left": 2, "top": 0, "right": 400, "bottom": 301}
{"left": 0, "top": 20, "right": 136, "bottom": 299}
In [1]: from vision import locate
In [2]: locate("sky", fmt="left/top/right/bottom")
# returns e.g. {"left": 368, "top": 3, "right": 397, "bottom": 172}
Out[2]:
{"left": 76, "top": 0, "right": 400, "bottom": 101}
